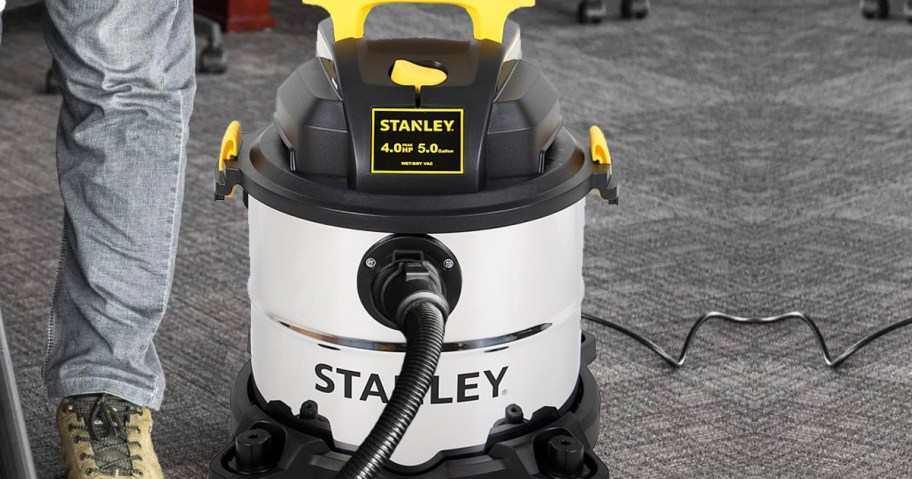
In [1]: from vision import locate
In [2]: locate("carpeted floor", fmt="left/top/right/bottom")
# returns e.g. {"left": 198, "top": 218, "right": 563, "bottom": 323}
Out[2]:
{"left": 1, "top": 0, "right": 911, "bottom": 477}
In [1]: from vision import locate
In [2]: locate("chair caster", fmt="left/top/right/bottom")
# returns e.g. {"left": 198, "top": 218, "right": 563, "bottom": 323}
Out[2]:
{"left": 621, "top": 0, "right": 650, "bottom": 19}
{"left": 578, "top": 0, "right": 608, "bottom": 24}
{"left": 199, "top": 46, "right": 228, "bottom": 74}
{"left": 860, "top": 0, "right": 889, "bottom": 19}
{"left": 195, "top": 14, "right": 228, "bottom": 74}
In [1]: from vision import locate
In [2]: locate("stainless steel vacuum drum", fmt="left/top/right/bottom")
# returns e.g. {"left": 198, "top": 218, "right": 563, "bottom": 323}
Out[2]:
{"left": 248, "top": 198, "right": 586, "bottom": 465}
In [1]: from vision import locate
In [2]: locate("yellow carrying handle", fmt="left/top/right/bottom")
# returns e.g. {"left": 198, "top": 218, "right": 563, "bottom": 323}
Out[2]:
{"left": 303, "top": 0, "right": 535, "bottom": 43}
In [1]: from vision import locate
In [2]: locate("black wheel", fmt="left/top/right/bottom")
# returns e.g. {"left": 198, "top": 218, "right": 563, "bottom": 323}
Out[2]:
{"left": 45, "top": 68, "right": 60, "bottom": 95}
{"left": 633, "top": 0, "right": 650, "bottom": 19}
{"left": 198, "top": 46, "right": 228, "bottom": 74}
{"left": 578, "top": 0, "right": 607, "bottom": 24}
{"left": 860, "top": 0, "right": 889, "bottom": 19}
{"left": 622, "top": 0, "right": 649, "bottom": 19}
{"left": 620, "top": 0, "right": 633, "bottom": 19}
{"left": 877, "top": 0, "right": 890, "bottom": 18}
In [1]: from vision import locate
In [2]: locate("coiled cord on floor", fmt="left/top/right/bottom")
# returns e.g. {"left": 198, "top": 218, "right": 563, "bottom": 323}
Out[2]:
{"left": 337, "top": 302, "right": 447, "bottom": 479}
{"left": 582, "top": 311, "right": 912, "bottom": 368}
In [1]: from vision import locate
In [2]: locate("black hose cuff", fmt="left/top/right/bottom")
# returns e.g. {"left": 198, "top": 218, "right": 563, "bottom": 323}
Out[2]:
{"left": 376, "top": 260, "right": 449, "bottom": 331}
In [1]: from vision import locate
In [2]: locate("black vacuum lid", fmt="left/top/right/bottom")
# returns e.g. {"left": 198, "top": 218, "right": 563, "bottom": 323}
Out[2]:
{"left": 215, "top": 15, "right": 617, "bottom": 233}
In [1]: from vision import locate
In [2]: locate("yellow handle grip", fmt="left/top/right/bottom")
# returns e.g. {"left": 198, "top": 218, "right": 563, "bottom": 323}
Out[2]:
{"left": 303, "top": 0, "right": 535, "bottom": 43}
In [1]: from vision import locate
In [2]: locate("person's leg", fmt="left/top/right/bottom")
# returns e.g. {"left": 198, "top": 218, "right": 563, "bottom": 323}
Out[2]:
{"left": 45, "top": 2, "right": 195, "bottom": 477}
{"left": 43, "top": 0, "right": 195, "bottom": 411}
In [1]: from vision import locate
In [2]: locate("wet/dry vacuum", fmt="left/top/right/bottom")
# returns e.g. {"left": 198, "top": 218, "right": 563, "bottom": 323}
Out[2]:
{"left": 210, "top": 1, "right": 619, "bottom": 477}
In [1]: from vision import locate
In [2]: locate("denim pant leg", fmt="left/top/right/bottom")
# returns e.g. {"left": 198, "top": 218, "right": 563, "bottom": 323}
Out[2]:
{"left": 43, "top": 0, "right": 196, "bottom": 410}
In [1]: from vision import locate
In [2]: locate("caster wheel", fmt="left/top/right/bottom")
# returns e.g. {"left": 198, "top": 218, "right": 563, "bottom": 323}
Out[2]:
{"left": 860, "top": 0, "right": 889, "bottom": 19}
{"left": 198, "top": 46, "right": 228, "bottom": 74}
{"left": 634, "top": 0, "right": 650, "bottom": 19}
{"left": 621, "top": 0, "right": 650, "bottom": 19}
{"left": 45, "top": 68, "right": 60, "bottom": 95}
{"left": 577, "top": 0, "right": 607, "bottom": 24}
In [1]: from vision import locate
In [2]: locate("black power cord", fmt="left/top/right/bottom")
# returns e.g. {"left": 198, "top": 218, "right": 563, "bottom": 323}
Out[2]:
{"left": 582, "top": 311, "right": 912, "bottom": 368}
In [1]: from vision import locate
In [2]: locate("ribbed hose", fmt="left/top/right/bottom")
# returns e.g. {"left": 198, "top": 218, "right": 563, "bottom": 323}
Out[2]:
{"left": 337, "top": 301, "right": 447, "bottom": 479}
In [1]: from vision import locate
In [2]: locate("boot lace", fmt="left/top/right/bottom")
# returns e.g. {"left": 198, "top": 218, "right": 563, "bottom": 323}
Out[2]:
{"left": 68, "top": 394, "right": 144, "bottom": 477}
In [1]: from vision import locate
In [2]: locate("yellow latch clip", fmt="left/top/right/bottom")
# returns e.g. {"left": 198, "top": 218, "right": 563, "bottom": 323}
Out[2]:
{"left": 303, "top": 0, "right": 535, "bottom": 43}
{"left": 218, "top": 121, "right": 242, "bottom": 199}
{"left": 589, "top": 126, "right": 611, "bottom": 166}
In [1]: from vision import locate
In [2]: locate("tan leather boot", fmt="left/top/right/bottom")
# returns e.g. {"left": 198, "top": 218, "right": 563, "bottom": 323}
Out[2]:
{"left": 57, "top": 394, "right": 164, "bottom": 478}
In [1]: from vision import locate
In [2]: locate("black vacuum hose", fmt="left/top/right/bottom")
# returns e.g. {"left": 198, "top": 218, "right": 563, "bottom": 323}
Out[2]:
{"left": 337, "top": 301, "right": 447, "bottom": 479}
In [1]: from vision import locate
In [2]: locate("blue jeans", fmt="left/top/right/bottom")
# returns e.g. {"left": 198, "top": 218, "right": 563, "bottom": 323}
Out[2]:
{"left": 41, "top": 0, "right": 196, "bottom": 409}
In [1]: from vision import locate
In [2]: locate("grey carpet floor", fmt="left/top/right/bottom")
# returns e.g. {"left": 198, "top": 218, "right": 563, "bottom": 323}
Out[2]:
{"left": 1, "top": 0, "right": 912, "bottom": 477}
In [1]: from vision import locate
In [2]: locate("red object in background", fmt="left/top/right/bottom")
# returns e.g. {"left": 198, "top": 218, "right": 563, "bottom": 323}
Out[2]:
{"left": 195, "top": 0, "right": 276, "bottom": 32}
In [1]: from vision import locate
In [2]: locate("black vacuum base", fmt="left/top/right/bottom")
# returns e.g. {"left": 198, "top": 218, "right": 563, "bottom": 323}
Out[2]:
{"left": 209, "top": 332, "right": 609, "bottom": 479}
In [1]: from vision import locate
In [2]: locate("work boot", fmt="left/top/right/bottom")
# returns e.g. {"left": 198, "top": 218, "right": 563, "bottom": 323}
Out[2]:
{"left": 57, "top": 394, "right": 163, "bottom": 478}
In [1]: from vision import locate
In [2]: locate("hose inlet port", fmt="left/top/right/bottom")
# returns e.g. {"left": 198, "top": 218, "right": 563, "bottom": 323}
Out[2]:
{"left": 357, "top": 235, "right": 462, "bottom": 331}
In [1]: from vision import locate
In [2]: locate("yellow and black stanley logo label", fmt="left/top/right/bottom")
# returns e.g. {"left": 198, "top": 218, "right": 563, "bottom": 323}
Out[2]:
{"left": 371, "top": 108, "right": 464, "bottom": 174}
